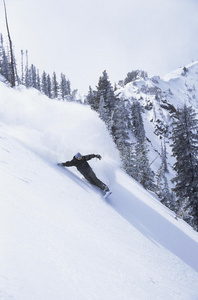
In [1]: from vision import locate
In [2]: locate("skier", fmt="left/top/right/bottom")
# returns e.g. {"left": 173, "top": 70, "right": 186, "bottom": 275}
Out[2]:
{"left": 58, "top": 153, "right": 111, "bottom": 197}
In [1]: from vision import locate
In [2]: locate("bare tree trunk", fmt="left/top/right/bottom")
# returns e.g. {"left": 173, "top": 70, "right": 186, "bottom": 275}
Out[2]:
{"left": 21, "top": 50, "right": 24, "bottom": 85}
{"left": 3, "top": 0, "right": 15, "bottom": 87}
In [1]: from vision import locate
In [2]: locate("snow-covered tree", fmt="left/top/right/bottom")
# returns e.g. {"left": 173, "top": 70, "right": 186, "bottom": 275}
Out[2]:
{"left": 124, "top": 144, "right": 138, "bottom": 179}
{"left": 24, "top": 50, "right": 30, "bottom": 88}
{"left": 161, "top": 140, "right": 169, "bottom": 173}
{"left": 41, "top": 71, "right": 48, "bottom": 96}
{"left": 111, "top": 98, "right": 131, "bottom": 167}
{"left": 60, "top": 73, "right": 71, "bottom": 100}
{"left": 30, "top": 64, "right": 37, "bottom": 88}
{"left": 47, "top": 74, "right": 52, "bottom": 98}
{"left": 99, "top": 95, "right": 110, "bottom": 126}
{"left": 124, "top": 70, "right": 148, "bottom": 85}
{"left": 52, "top": 72, "right": 59, "bottom": 99}
{"left": 36, "top": 70, "right": 41, "bottom": 91}
{"left": 0, "top": 34, "right": 10, "bottom": 82}
{"left": 20, "top": 50, "right": 25, "bottom": 85}
{"left": 156, "top": 143, "right": 172, "bottom": 207}
{"left": 95, "top": 70, "right": 116, "bottom": 128}
{"left": 171, "top": 104, "right": 198, "bottom": 229}
{"left": 131, "top": 100, "right": 155, "bottom": 191}
{"left": 87, "top": 86, "right": 98, "bottom": 111}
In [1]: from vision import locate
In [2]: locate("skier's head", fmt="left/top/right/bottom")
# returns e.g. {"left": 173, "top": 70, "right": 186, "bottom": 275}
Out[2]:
{"left": 75, "top": 152, "right": 83, "bottom": 160}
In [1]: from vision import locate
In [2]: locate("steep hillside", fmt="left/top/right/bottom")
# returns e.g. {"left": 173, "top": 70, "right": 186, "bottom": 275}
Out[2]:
{"left": 0, "top": 83, "right": 198, "bottom": 299}
{"left": 115, "top": 60, "right": 198, "bottom": 175}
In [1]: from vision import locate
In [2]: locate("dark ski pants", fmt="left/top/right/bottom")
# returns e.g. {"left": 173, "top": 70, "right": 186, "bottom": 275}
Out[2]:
{"left": 84, "top": 170, "right": 109, "bottom": 191}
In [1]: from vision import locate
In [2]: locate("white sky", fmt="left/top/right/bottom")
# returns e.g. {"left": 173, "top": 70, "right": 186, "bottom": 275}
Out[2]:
{"left": 1, "top": 0, "right": 198, "bottom": 93}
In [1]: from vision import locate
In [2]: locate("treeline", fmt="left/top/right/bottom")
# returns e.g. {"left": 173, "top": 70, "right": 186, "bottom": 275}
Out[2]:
{"left": 0, "top": 34, "right": 73, "bottom": 101}
{"left": 21, "top": 50, "right": 72, "bottom": 100}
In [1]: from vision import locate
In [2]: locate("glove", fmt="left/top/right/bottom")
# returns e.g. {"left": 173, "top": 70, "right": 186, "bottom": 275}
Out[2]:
{"left": 95, "top": 154, "right": 102, "bottom": 160}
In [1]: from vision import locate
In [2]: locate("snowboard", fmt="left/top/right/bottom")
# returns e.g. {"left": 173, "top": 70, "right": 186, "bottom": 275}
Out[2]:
{"left": 103, "top": 190, "right": 112, "bottom": 199}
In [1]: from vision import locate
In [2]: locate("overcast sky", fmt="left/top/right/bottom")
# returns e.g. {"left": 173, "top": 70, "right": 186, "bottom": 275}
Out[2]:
{"left": 1, "top": 0, "right": 198, "bottom": 93}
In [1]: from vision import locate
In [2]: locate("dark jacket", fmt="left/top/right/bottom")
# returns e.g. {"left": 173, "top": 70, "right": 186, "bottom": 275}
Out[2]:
{"left": 62, "top": 154, "right": 97, "bottom": 176}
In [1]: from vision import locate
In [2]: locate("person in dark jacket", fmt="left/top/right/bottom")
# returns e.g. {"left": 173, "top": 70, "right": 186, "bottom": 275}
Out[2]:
{"left": 59, "top": 152, "right": 110, "bottom": 193}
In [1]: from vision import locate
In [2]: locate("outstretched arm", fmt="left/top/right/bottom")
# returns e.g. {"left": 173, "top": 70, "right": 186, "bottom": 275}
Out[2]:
{"left": 84, "top": 154, "right": 102, "bottom": 161}
{"left": 58, "top": 160, "right": 74, "bottom": 167}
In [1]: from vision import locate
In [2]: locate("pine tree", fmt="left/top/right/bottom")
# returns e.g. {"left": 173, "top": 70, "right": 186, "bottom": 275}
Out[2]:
{"left": 95, "top": 70, "right": 116, "bottom": 128}
{"left": 52, "top": 72, "right": 59, "bottom": 99}
{"left": 47, "top": 74, "right": 52, "bottom": 98}
{"left": 41, "top": 71, "right": 48, "bottom": 96}
{"left": 99, "top": 95, "right": 109, "bottom": 125}
{"left": 131, "top": 100, "right": 145, "bottom": 142}
{"left": 36, "top": 70, "right": 41, "bottom": 91}
{"left": 124, "top": 70, "right": 148, "bottom": 85}
{"left": 125, "top": 144, "right": 138, "bottom": 178}
{"left": 111, "top": 98, "right": 131, "bottom": 167}
{"left": 66, "top": 78, "right": 71, "bottom": 96}
{"left": 171, "top": 104, "right": 198, "bottom": 230}
{"left": 161, "top": 139, "right": 169, "bottom": 173}
{"left": 131, "top": 100, "right": 155, "bottom": 191}
{"left": 87, "top": 86, "right": 98, "bottom": 111}
{"left": 156, "top": 143, "right": 172, "bottom": 207}
{"left": 21, "top": 50, "right": 24, "bottom": 85}
{"left": 30, "top": 64, "right": 37, "bottom": 88}
{"left": 0, "top": 34, "right": 10, "bottom": 81}
{"left": 24, "top": 50, "right": 30, "bottom": 88}
{"left": 135, "top": 140, "right": 155, "bottom": 190}
{"left": 60, "top": 73, "right": 71, "bottom": 100}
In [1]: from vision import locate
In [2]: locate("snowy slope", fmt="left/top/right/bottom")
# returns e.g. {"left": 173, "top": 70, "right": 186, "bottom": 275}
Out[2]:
{"left": 0, "top": 83, "right": 198, "bottom": 300}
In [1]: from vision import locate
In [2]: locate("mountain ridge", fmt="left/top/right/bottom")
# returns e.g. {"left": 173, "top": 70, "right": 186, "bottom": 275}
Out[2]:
{"left": 114, "top": 60, "right": 198, "bottom": 176}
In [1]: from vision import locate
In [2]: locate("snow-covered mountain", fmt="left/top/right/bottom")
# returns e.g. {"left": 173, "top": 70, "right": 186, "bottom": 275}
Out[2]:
{"left": 115, "top": 60, "right": 198, "bottom": 177}
{"left": 0, "top": 78, "right": 198, "bottom": 300}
